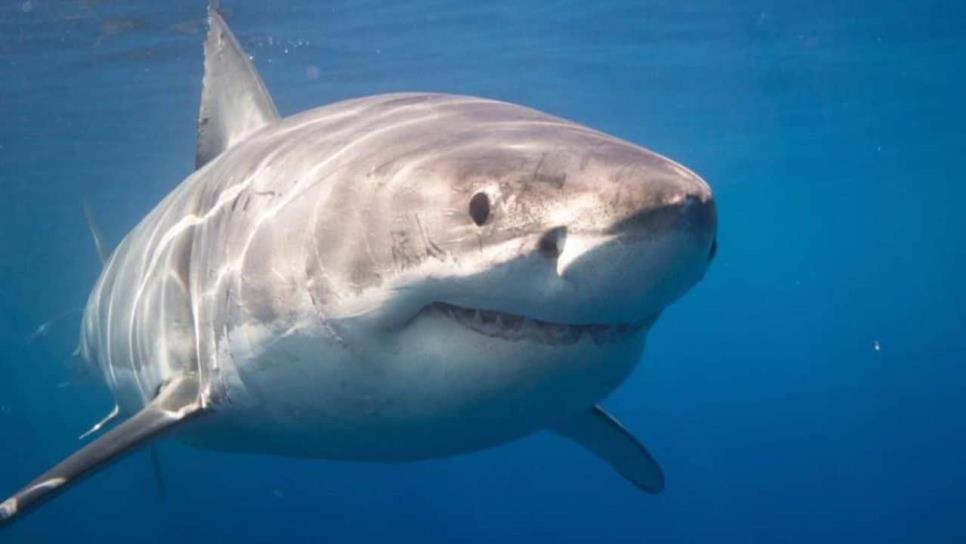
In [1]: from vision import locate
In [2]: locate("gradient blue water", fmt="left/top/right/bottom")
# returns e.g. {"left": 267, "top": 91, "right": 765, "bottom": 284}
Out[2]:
{"left": 2, "top": 1, "right": 965, "bottom": 542}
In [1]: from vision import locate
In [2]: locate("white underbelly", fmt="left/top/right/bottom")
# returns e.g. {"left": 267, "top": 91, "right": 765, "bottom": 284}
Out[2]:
{"left": 176, "top": 313, "right": 646, "bottom": 461}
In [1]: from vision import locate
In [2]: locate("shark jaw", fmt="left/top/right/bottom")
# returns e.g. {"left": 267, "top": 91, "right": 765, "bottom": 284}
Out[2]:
{"left": 425, "top": 301, "right": 658, "bottom": 346}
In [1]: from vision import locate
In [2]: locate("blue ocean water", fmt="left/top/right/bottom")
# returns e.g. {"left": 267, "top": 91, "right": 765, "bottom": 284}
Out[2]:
{"left": 1, "top": 1, "right": 964, "bottom": 542}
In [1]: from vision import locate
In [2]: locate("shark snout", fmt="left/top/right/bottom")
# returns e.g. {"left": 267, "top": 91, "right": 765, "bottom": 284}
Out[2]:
{"left": 608, "top": 191, "right": 716, "bottom": 243}
{"left": 542, "top": 170, "right": 716, "bottom": 322}
{"left": 549, "top": 174, "right": 716, "bottom": 266}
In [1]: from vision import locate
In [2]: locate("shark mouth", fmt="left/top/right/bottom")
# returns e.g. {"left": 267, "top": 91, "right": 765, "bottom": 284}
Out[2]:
{"left": 429, "top": 302, "right": 651, "bottom": 345}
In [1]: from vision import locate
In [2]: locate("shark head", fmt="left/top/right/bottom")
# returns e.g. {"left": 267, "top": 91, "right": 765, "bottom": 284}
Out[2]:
{"left": 260, "top": 95, "right": 718, "bottom": 457}
{"left": 334, "top": 104, "right": 716, "bottom": 329}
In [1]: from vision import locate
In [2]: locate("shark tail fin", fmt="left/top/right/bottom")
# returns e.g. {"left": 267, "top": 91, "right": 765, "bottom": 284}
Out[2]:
{"left": 81, "top": 200, "right": 110, "bottom": 265}
{"left": 195, "top": 8, "right": 279, "bottom": 169}
{"left": 0, "top": 376, "right": 205, "bottom": 526}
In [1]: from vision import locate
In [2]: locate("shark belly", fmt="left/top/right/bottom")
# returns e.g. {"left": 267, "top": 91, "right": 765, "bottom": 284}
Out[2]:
{"left": 179, "top": 310, "right": 647, "bottom": 461}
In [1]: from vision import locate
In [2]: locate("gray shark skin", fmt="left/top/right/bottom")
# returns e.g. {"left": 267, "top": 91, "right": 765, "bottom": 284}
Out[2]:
{"left": 0, "top": 10, "right": 716, "bottom": 525}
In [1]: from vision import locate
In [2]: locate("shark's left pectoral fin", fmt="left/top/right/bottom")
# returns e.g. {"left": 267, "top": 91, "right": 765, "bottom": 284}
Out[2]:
{"left": 551, "top": 405, "right": 665, "bottom": 493}
{"left": 0, "top": 376, "right": 205, "bottom": 526}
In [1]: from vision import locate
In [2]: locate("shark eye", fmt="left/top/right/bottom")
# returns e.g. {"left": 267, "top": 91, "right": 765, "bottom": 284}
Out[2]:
{"left": 469, "top": 192, "right": 490, "bottom": 226}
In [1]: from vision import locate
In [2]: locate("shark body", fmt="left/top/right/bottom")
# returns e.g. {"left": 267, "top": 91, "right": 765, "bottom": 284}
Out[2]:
{"left": 1, "top": 11, "right": 716, "bottom": 524}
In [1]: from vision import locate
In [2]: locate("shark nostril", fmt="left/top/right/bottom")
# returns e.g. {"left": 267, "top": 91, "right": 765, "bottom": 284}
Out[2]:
{"left": 538, "top": 227, "right": 566, "bottom": 258}
{"left": 708, "top": 237, "right": 718, "bottom": 261}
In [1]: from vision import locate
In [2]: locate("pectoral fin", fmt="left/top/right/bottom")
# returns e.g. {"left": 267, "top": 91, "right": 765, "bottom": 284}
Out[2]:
{"left": 81, "top": 200, "right": 110, "bottom": 265}
{"left": 0, "top": 375, "right": 205, "bottom": 525}
{"left": 551, "top": 405, "right": 665, "bottom": 493}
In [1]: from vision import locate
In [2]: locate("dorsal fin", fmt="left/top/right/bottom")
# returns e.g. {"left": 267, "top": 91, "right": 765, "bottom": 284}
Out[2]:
{"left": 195, "top": 10, "right": 279, "bottom": 169}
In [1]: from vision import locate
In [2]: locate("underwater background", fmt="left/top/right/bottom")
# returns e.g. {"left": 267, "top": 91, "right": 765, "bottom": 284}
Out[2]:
{"left": 1, "top": 1, "right": 964, "bottom": 542}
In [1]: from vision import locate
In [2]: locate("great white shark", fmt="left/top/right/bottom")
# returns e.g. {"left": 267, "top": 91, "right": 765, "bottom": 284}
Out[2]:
{"left": 0, "top": 11, "right": 716, "bottom": 524}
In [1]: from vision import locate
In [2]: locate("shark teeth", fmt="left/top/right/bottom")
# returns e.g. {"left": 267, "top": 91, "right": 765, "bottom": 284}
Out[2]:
{"left": 429, "top": 302, "right": 648, "bottom": 345}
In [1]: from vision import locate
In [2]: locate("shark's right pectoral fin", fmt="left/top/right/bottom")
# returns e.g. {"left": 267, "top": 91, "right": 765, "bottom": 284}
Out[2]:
{"left": 0, "top": 375, "right": 205, "bottom": 526}
{"left": 551, "top": 405, "right": 665, "bottom": 493}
